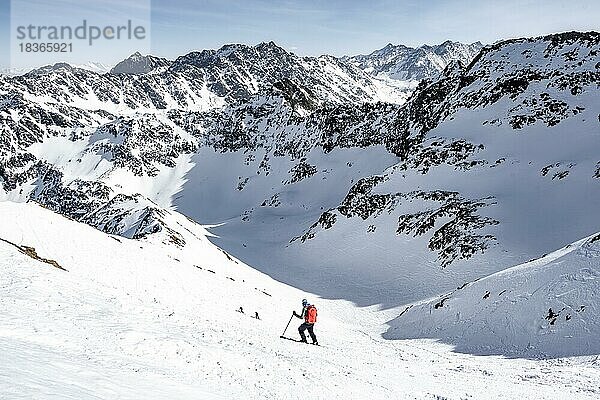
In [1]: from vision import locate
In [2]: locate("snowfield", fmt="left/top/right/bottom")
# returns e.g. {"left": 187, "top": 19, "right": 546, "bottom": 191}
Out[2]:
{"left": 387, "top": 232, "right": 600, "bottom": 359}
{"left": 1, "top": 201, "right": 599, "bottom": 399}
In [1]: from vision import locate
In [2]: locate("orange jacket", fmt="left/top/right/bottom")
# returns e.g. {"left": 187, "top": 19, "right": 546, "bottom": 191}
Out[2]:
{"left": 295, "top": 305, "right": 318, "bottom": 323}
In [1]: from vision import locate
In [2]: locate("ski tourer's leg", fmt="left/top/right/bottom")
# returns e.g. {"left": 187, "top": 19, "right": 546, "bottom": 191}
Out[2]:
{"left": 298, "top": 323, "right": 308, "bottom": 342}
{"left": 307, "top": 324, "right": 317, "bottom": 344}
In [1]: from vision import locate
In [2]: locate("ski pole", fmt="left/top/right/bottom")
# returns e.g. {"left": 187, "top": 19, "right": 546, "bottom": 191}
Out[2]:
{"left": 280, "top": 314, "right": 294, "bottom": 338}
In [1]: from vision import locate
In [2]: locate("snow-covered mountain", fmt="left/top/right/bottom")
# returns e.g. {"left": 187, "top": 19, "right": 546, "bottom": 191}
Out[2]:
{"left": 0, "top": 66, "right": 34, "bottom": 76}
{"left": 110, "top": 52, "right": 171, "bottom": 75}
{"left": 0, "top": 61, "right": 112, "bottom": 77}
{"left": 172, "top": 31, "right": 599, "bottom": 307}
{"left": 344, "top": 40, "right": 483, "bottom": 80}
{"left": 77, "top": 61, "right": 112, "bottom": 74}
{"left": 2, "top": 201, "right": 599, "bottom": 399}
{"left": 0, "top": 31, "right": 599, "bottom": 311}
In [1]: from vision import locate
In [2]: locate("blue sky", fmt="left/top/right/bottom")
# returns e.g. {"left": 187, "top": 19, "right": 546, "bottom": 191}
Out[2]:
{"left": 0, "top": 1, "right": 8, "bottom": 66}
{"left": 150, "top": 0, "right": 600, "bottom": 57}
{"left": 2, "top": 0, "right": 599, "bottom": 69}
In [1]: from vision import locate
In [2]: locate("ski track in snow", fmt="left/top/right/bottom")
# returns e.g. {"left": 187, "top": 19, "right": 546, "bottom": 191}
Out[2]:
{"left": 1, "top": 202, "right": 599, "bottom": 399}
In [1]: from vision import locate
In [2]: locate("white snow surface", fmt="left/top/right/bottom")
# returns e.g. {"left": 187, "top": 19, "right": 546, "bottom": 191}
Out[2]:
{"left": 1, "top": 201, "right": 600, "bottom": 399}
{"left": 386, "top": 232, "right": 600, "bottom": 359}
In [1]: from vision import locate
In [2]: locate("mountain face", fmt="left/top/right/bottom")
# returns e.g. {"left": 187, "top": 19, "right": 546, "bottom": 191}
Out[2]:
{"left": 1, "top": 32, "right": 599, "bottom": 310}
{"left": 344, "top": 40, "right": 483, "bottom": 80}
{"left": 166, "top": 41, "right": 406, "bottom": 103}
{"left": 0, "top": 42, "right": 402, "bottom": 121}
{"left": 110, "top": 52, "right": 171, "bottom": 75}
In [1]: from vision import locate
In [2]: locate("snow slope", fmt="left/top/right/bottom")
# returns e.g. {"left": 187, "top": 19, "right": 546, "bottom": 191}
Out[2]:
{"left": 2, "top": 201, "right": 600, "bottom": 399}
{"left": 386, "top": 232, "right": 600, "bottom": 359}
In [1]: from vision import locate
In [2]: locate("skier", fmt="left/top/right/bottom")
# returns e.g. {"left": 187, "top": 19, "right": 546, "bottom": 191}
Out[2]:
{"left": 293, "top": 298, "right": 318, "bottom": 345}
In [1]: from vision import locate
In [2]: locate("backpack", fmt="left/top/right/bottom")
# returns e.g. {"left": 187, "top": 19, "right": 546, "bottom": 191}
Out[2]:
{"left": 305, "top": 305, "right": 317, "bottom": 324}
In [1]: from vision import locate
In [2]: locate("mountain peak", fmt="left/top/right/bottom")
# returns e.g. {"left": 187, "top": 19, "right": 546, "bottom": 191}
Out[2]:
{"left": 28, "top": 62, "right": 74, "bottom": 75}
{"left": 110, "top": 52, "right": 170, "bottom": 75}
{"left": 173, "top": 41, "right": 294, "bottom": 72}
{"left": 346, "top": 40, "right": 484, "bottom": 80}
{"left": 256, "top": 40, "right": 279, "bottom": 48}
{"left": 254, "top": 41, "right": 290, "bottom": 54}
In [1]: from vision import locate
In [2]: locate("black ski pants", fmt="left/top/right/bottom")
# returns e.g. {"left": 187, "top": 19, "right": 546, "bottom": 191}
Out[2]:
{"left": 298, "top": 322, "right": 317, "bottom": 343}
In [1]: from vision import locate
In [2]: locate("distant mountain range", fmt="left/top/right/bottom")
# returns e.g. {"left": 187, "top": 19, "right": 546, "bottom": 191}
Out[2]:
{"left": 3, "top": 39, "right": 482, "bottom": 84}
{"left": 0, "top": 61, "right": 112, "bottom": 76}
{"left": 1, "top": 40, "right": 484, "bottom": 108}
{"left": 344, "top": 40, "right": 483, "bottom": 80}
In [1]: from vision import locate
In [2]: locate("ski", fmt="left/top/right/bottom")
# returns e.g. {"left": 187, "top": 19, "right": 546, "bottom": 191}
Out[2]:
{"left": 280, "top": 336, "right": 321, "bottom": 346}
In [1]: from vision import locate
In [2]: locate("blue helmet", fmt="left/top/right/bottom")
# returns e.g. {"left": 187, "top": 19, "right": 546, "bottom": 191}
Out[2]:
{"left": 302, "top": 298, "right": 308, "bottom": 306}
